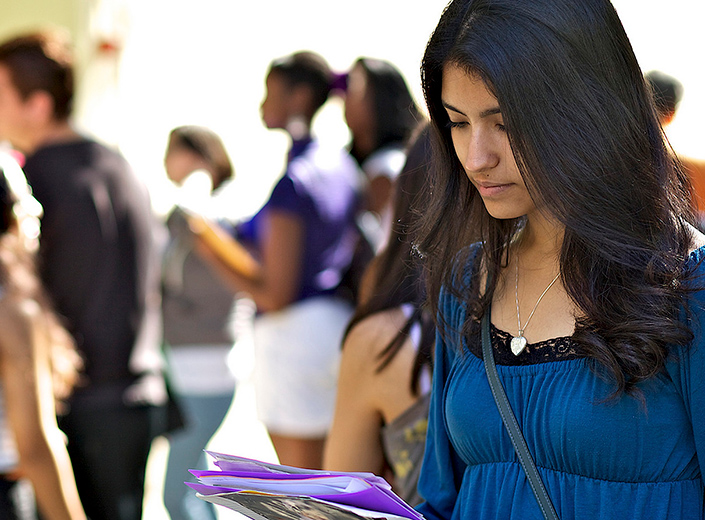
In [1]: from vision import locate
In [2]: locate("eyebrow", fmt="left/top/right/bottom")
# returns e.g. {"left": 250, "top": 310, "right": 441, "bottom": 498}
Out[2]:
{"left": 442, "top": 100, "right": 501, "bottom": 118}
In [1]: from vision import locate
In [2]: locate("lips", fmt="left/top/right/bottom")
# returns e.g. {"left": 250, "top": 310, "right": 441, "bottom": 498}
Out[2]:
{"left": 474, "top": 180, "right": 512, "bottom": 197}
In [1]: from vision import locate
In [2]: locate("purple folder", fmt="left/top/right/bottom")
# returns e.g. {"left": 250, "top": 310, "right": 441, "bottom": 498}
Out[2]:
{"left": 189, "top": 454, "right": 424, "bottom": 520}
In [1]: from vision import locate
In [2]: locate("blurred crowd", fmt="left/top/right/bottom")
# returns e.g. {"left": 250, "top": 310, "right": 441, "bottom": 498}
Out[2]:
{"left": 0, "top": 27, "right": 428, "bottom": 520}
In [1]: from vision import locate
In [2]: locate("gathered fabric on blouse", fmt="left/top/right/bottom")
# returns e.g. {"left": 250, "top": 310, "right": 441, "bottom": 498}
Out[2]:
{"left": 416, "top": 243, "right": 705, "bottom": 520}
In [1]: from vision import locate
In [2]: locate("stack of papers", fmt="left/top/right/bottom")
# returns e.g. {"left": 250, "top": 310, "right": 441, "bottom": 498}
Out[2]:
{"left": 189, "top": 451, "right": 424, "bottom": 520}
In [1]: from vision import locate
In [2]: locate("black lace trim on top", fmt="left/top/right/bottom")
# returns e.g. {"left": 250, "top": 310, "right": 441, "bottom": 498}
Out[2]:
{"left": 467, "top": 322, "right": 585, "bottom": 366}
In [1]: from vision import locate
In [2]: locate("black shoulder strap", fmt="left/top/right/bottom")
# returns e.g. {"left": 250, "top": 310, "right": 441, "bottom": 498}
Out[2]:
{"left": 481, "top": 311, "right": 560, "bottom": 520}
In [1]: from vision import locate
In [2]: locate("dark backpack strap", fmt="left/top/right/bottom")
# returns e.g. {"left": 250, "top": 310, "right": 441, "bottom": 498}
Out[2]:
{"left": 481, "top": 311, "right": 560, "bottom": 520}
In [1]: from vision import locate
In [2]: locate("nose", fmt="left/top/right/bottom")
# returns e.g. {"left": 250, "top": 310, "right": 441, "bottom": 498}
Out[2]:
{"left": 463, "top": 129, "right": 499, "bottom": 174}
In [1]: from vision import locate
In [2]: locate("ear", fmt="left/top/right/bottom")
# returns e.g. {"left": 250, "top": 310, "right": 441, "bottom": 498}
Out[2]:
{"left": 25, "top": 90, "right": 56, "bottom": 124}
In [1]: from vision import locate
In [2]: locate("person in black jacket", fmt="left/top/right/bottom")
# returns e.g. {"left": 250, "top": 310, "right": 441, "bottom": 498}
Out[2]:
{"left": 0, "top": 30, "right": 169, "bottom": 520}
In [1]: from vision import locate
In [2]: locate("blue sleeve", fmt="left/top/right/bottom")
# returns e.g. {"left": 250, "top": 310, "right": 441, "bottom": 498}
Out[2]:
{"left": 416, "top": 288, "right": 468, "bottom": 520}
{"left": 667, "top": 290, "right": 705, "bottom": 485}
{"left": 234, "top": 175, "right": 302, "bottom": 245}
{"left": 267, "top": 174, "right": 305, "bottom": 216}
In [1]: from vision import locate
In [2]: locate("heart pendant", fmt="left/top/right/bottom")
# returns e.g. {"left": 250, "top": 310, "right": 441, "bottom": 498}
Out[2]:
{"left": 510, "top": 336, "right": 528, "bottom": 356}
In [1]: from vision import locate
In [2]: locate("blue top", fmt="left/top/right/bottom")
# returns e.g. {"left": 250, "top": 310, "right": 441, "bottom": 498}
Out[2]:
{"left": 237, "top": 138, "right": 361, "bottom": 302}
{"left": 416, "top": 244, "right": 705, "bottom": 520}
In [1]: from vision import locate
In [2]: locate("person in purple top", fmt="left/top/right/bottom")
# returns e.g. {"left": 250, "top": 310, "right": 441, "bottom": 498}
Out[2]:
{"left": 201, "top": 51, "right": 363, "bottom": 470}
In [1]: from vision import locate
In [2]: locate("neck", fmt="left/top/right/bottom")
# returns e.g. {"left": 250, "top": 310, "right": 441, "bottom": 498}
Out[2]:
{"left": 517, "top": 212, "right": 564, "bottom": 260}
{"left": 23, "top": 120, "right": 79, "bottom": 155}
{"left": 286, "top": 115, "right": 311, "bottom": 141}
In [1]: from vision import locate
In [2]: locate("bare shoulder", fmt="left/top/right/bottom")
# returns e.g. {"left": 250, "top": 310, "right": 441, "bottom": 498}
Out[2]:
{"left": 341, "top": 307, "right": 419, "bottom": 421}
{"left": 343, "top": 307, "right": 410, "bottom": 360}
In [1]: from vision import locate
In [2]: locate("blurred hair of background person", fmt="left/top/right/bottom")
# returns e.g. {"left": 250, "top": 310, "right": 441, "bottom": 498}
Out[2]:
{"left": 645, "top": 69, "right": 705, "bottom": 228}
{"left": 324, "top": 124, "right": 434, "bottom": 506}
{"left": 160, "top": 125, "right": 254, "bottom": 520}
{"left": 0, "top": 30, "right": 171, "bottom": 520}
{"left": 0, "top": 150, "right": 85, "bottom": 520}
{"left": 344, "top": 57, "right": 423, "bottom": 251}
{"left": 192, "top": 50, "right": 363, "bottom": 470}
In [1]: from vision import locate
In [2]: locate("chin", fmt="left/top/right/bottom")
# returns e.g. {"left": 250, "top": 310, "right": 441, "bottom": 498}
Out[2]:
{"left": 480, "top": 193, "right": 536, "bottom": 220}
{"left": 483, "top": 205, "right": 527, "bottom": 221}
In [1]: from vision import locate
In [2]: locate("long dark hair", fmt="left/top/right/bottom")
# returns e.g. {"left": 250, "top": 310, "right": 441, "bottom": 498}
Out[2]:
{"left": 349, "top": 57, "right": 422, "bottom": 164}
{"left": 0, "top": 163, "right": 82, "bottom": 403}
{"left": 419, "top": 0, "right": 696, "bottom": 396}
{"left": 344, "top": 124, "right": 434, "bottom": 395}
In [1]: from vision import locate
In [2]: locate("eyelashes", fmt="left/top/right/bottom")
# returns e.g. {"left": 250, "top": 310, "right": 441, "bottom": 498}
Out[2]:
{"left": 446, "top": 120, "right": 506, "bottom": 132}
{"left": 446, "top": 120, "right": 467, "bottom": 129}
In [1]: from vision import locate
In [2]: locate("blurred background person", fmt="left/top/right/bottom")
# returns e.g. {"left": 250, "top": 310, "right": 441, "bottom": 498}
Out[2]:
{"left": 160, "top": 125, "right": 252, "bottom": 520}
{"left": 194, "top": 51, "right": 363, "bottom": 470}
{"left": 0, "top": 151, "right": 85, "bottom": 519}
{"left": 323, "top": 125, "right": 433, "bottom": 506}
{"left": 344, "top": 57, "right": 423, "bottom": 251}
{"left": 0, "top": 31, "right": 169, "bottom": 520}
{"left": 645, "top": 69, "right": 705, "bottom": 228}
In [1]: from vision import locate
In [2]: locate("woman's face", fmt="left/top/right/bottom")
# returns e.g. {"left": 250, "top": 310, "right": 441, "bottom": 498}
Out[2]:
{"left": 164, "top": 135, "right": 199, "bottom": 185}
{"left": 260, "top": 71, "right": 291, "bottom": 130}
{"left": 441, "top": 63, "right": 535, "bottom": 221}
{"left": 344, "top": 63, "right": 374, "bottom": 138}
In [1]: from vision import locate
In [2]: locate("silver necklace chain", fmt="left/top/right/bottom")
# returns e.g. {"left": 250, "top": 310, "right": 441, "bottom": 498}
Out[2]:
{"left": 512, "top": 260, "right": 561, "bottom": 355}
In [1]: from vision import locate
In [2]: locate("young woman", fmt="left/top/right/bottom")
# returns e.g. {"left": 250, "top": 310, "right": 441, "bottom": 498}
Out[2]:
{"left": 323, "top": 125, "right": 433, "bottom": 506}
{"left": 0, "top": 152, "right": 85, "bottom": 519}
{"left": 195, "top": 51, "right": 362, "bottom": 470}
{"left": 160, "top": 125, "right": 245, "bottom": 520}
{"left": 415, "top": 0, "right": 705, "bottom": 519}
{"left": 344, "top": 57, "right": 422, "bottom": 251}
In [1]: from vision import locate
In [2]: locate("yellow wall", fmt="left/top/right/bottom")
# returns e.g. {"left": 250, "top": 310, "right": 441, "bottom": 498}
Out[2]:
{"left": 0, "top": 0, "right": 82, "bottom": 42}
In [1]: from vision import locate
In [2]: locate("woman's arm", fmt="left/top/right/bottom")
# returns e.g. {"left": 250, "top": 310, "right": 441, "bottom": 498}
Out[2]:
{"left": 0, "top": 297, "right": 86, "bottom": 520}
{"left": 323, "top": 315, "right": 389, "bottom": 475}
{"left": 414, "top": 331, "right": 465, "bottom": 520}
{"left": 195, "top": 209, "right": 305, "bottom": 312}
{"left": 416, "top": 276, "right": 472, "bottom": 519}
{"left": 324, "top": 309, "right": 420, "bottom": 474}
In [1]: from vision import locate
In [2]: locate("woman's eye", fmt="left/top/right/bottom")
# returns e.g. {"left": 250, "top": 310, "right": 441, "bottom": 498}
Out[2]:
{"left": 446, "top": 120, "right": 467, "bottom": 129}
{"left": 497, "top": 123, "right": 506, "bottom": 132}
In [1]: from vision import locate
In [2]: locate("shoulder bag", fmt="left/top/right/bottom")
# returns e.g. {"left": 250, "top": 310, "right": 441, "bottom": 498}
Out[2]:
{"left": 481, "top": 310, "right": 560, "bottom": 520}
